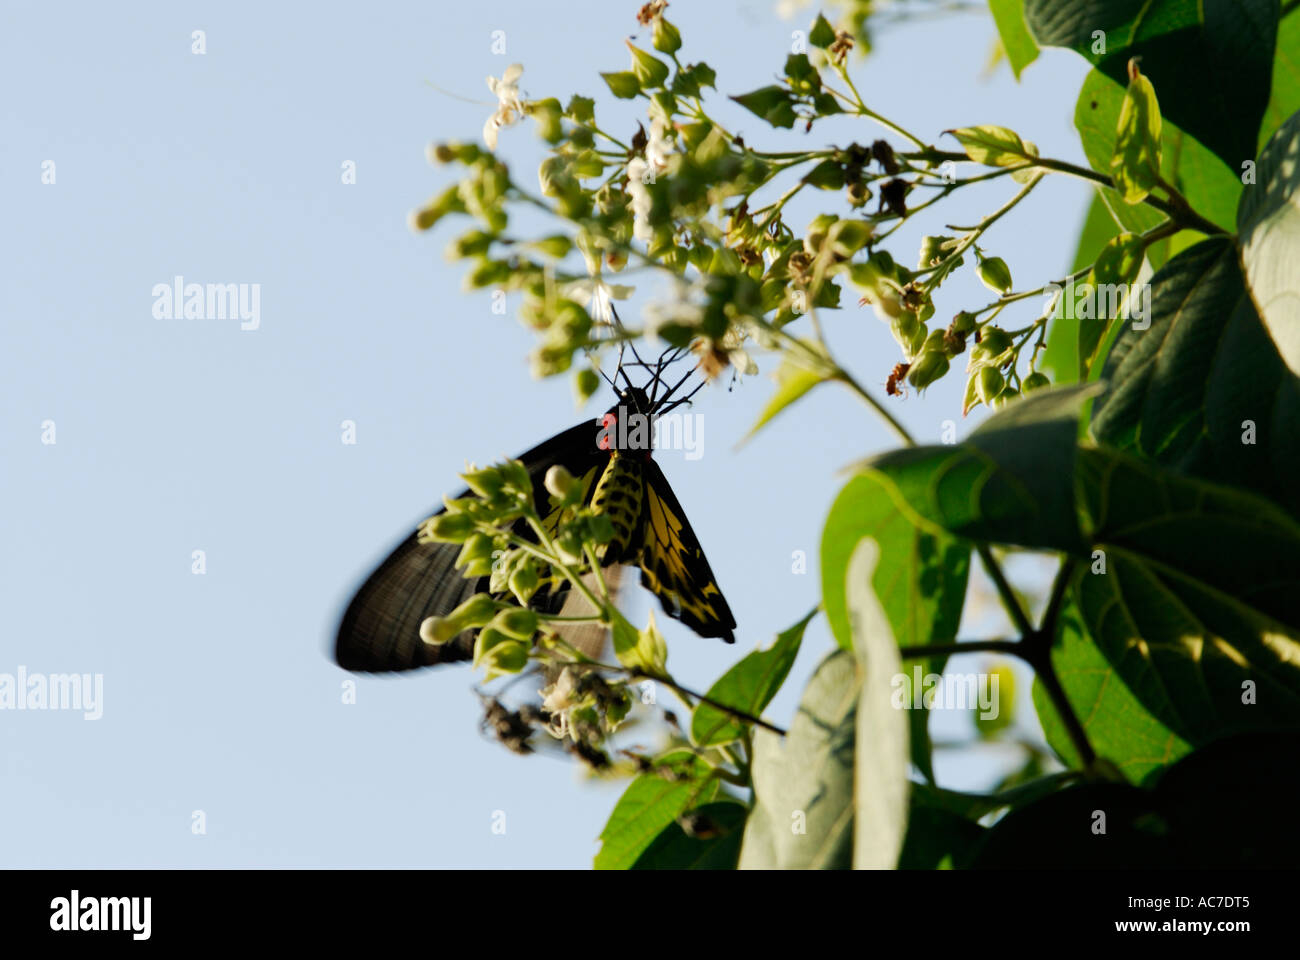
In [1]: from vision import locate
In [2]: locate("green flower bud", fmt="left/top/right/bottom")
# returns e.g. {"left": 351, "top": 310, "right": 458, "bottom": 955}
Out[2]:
{"left": 907, "top": 349, "right": 949, "bottom": 389}
{"left": 500, "top": 459, "right": 532, "bottom": 497}
{"left": 419, "top": 616, "right": 460, "bottom": 646}
{"left": 976, "top": 366, "right": 1005, "bottom": 407}
{"left": 970, "top": 326, "right": 1013, "bottom": 366}
{"left": 449, "top": 593, "right": 499, "bottom": 630}
{"left": 461, "top": 465, "right": 506, "bottom": 500}
{"left": 991, "top": 385, "right": 1019, "bottom": 409}
{"left": 1023, "top": 371, "right": 1051, "bottom": 392}
{"left": 828, "top": 219, "right": 872, "bottom": 257}
{"left": 491, "top": 607, "right": 540, "bottom": 641}
{"left": 481, "top": 640, "right": 529, "bottom": 677}
{"left": 508, "top": 561, "right": 541, "bottom": 606}
{"left": 449, "top": 230, "right": 493, "bottom": 260}
{"left": 804, "top": 214, "right": 838, "bottom": 255}
{"left": 472, "top": 626, "right": 511, "bottom": 666}
{"left": 652, "top": 17, "right": 682, "bottom": 54}
{"left": 923, "top": 329, "right": 947, "bottom": 353}
{"left": 456, "top": 532, "right": 496, "bottom": 569}
{"left": 555, "top": 529, "right": 584, "bottom": 565}
{"left": 908, "top": 322, "right": 929, "bottom": 358}
{"left": 572, "top": 368, "right": 601, "bottom": 407}
{"left": 424, "top": 511, "right": 477, "bottom": 543}
{"left": 977, "top": 256, "right": 1014, "bottom": 295}
{"left": 951, "top": 311, "right": 976, "bottom": 335}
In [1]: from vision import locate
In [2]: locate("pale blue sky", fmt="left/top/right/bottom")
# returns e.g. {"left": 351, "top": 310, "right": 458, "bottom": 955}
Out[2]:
{"left": 2, "top": 1, "right": 1090, "bottom": 866}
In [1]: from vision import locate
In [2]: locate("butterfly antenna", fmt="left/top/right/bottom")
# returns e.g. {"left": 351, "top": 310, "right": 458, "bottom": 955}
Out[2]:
{"left": 655, "top": 378, "right": 707, "bottom": 416}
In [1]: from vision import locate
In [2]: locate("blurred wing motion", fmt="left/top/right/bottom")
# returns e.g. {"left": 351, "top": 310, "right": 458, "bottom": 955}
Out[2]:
{"left": 335, "top": 421, "right": 604, "bottom": 672}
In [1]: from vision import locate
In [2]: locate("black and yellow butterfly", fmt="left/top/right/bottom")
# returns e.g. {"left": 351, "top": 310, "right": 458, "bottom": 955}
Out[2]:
{"left": 335, "top": 364, "right": 736, "bottom": 673}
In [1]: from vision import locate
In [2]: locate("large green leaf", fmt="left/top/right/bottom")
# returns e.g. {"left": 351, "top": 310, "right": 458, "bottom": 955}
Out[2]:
{"left": 1026, "top": 0, "right": 1278, "bottom": 172}
{"left": 1042, "top": 189, "right": 1123, "bottom": 384}
{"left": 630, "top": 801, "right": 747, "bottom": 870}
{"left": 845, "top": 540, "right": 909, "bottom": 869}
{"left": 1238, "top": 107, "right": 1300, "bottom": 378}
{"left": 1073, "top": 446, "right": 1300, "bottom": 744}
{"left": 821, "top": 471, "right": 968, "bottom": 780}
{"left": 1260, "top": 7, "right": 1300, "bottom": 150}
{"left": 1073, "top": 68, "right": 1241, "bottom": 268}
{"left": 690, "top": 608, "right": 814, "bottom": 747}
{"left": 972, "top": 731, "right": 1300, "bottom": 867}
{"left": 1091, "top": 237, "right": 1300, "bottom": 519}
{"left": 739, "top": 650, "right": 859, "bottom": 869}
{"left": 860, "top": 384, "right": 1101, "bottom": 554}
{"left": 989, "top": 0, "right": 1040, "bottom": 78}
{"left": 1032, "top": 602, "right": 1191, "bottom": 783}
{"left": 595, "top": 751, "right": 718, "bottom": 870}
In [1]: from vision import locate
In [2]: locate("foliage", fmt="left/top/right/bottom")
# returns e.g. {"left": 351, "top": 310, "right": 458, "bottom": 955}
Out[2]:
{"left": 412, "top": 1, "right": 1300, "bottom": 868}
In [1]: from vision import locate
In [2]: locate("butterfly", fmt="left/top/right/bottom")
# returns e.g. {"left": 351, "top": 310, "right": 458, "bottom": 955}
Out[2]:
{"left": 335, "top": 350, "right": 736, "bottom": 672}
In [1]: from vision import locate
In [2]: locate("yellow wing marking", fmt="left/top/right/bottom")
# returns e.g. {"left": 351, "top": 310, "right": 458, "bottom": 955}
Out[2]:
{"left": 641, "top": 482, "right": 724, "bottom": 624}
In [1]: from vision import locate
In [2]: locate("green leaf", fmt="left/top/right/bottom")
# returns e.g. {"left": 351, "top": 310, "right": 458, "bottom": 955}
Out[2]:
{"left": 845, "top": 539, "right": 910, "bottom": 869}
{"left": 946, "top": 124, "right": 1037, "bottom": 175}
{"left": 911, "top": 773, "right": 1080, "bottom": 821}
{"left": 1073, "top": 446, "right": 1300, "bottom": 744}
{"left": 690, "top": 608, "right": 814, "bottom": 747}
{"left": 630, "top": 802, "right": 746, "bottom": 869}
{"left": 742, "top": 345, "right": 827, "bottom": 442}
{"left": 1042, "top": 189, "right": 1122, "bottom": 384}
{"left": 1077, "top": 230, "right": 1144, "bottom": 377}
{"left": 989, "top": 0, "right": 1040, "bottom": 79}
{"left": 626, "top": 41, "right": 670, "bottom": 88}
{"left": 809, "top": 13, "right": 837, "bottom": 49}
{"left": 1091, "top": 237, "right": 1300, "bottom": 519}
{"left": 897, "top": 799, "right": 984, "bottom": 869}
{"left": 601, "top": 71, "right": 641, "bottom": 100}
{"left": 820, "top": 471, "right": 970, "bottom": 780}
{"left": 1031, "top": 602, "right": 1190, "bottom": 784}
{"left": 1110, "top": 63, "right": 1162, "bottom": 204}
{"left": 1260, "top": 7, "right": 1300, "bottom": 152}
{"left": 1025, "top": 0, "right": 1278, "bottom": 173}
{"left": 1238, "top": 107, "right": 1300, "bottom": 378}
{"left": 611, "top": 609, "right": 668, "bottom": 679}
{"left": 860, "top": 384, "right": 1102, "bottom": 553}
{"left": 730, "top": 85, "right": 798, "bottom": 130}
{"left": 1074, "top": 69, "right": 1241, "bottom": 258}
{"left": 739, "top": 650, "right": 859, "bottom": 869}
{"left": 595, "top": 751, "right": 718, "bottom": 870}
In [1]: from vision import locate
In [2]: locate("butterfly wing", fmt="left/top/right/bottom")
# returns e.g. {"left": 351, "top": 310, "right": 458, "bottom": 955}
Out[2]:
{"left": 636, "top": 458, "right": 736, "bottom": 643}
{"left": 335, "top": 419, "right": 605, "bottom": 672}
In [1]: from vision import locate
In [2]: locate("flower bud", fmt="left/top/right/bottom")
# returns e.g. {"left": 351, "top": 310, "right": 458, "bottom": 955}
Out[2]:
{"left": 976, "top": 366, "right": 1005, "bottom": 407}
{"left": 907, "top": 349, "right": 949, "bottom": 389}
{"left": 652, "top": 17, "right": 682, "bottom": 54}
{"left": 970, "top": 326, "right": 1013, "bottom": 366}
{"left": 508, "top": 561, "right": 541, "bottom": 606}
{"left": 461, "top": 465, "right": 506, "bottom": 500}
{"left": 491, "top": 607, "right": 540, "bottom": 641}
{"left": 448, "top": 593, "right": 499, "bottom": 630}
{"left": 1023, "top": 371, "right": 1051, "bottom": 392}
{"left": 977, "top": 256, "right": 1014, "bottom": 295}
{"left": 419, "top": 616, "right": 460, "bottom": 646}
{"left": 545, "top": 464, "right": 579, "bottom": 502}
{"left": 991, "top": 385, "right": 1019, "bottom": 409}
{"left": 424, "top": 511, "right": 477, "bottom": 543}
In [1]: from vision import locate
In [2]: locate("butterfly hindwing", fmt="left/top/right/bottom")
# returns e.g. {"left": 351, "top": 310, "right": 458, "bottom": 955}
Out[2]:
{"left": 635, "top": 458, "right": 736, "bottom": 643}
{"left": 335, "top": 420, "right": 605, "bottom": 672}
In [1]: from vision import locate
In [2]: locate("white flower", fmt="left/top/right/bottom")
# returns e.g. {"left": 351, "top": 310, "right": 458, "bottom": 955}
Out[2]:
{"left": 626, "top": 158, "right": 655, "bottom": 244}
{"left": 541, "top": 668, "right": 578, "bottom": 714}
{"left": 564, "top": 236, "right": 634, "bottom": 326}
{"left": 646, "top": 117, "right": 673, "bottom": 169}
{"left": 483, "top": 63, "right": 526, "bottom": 150}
